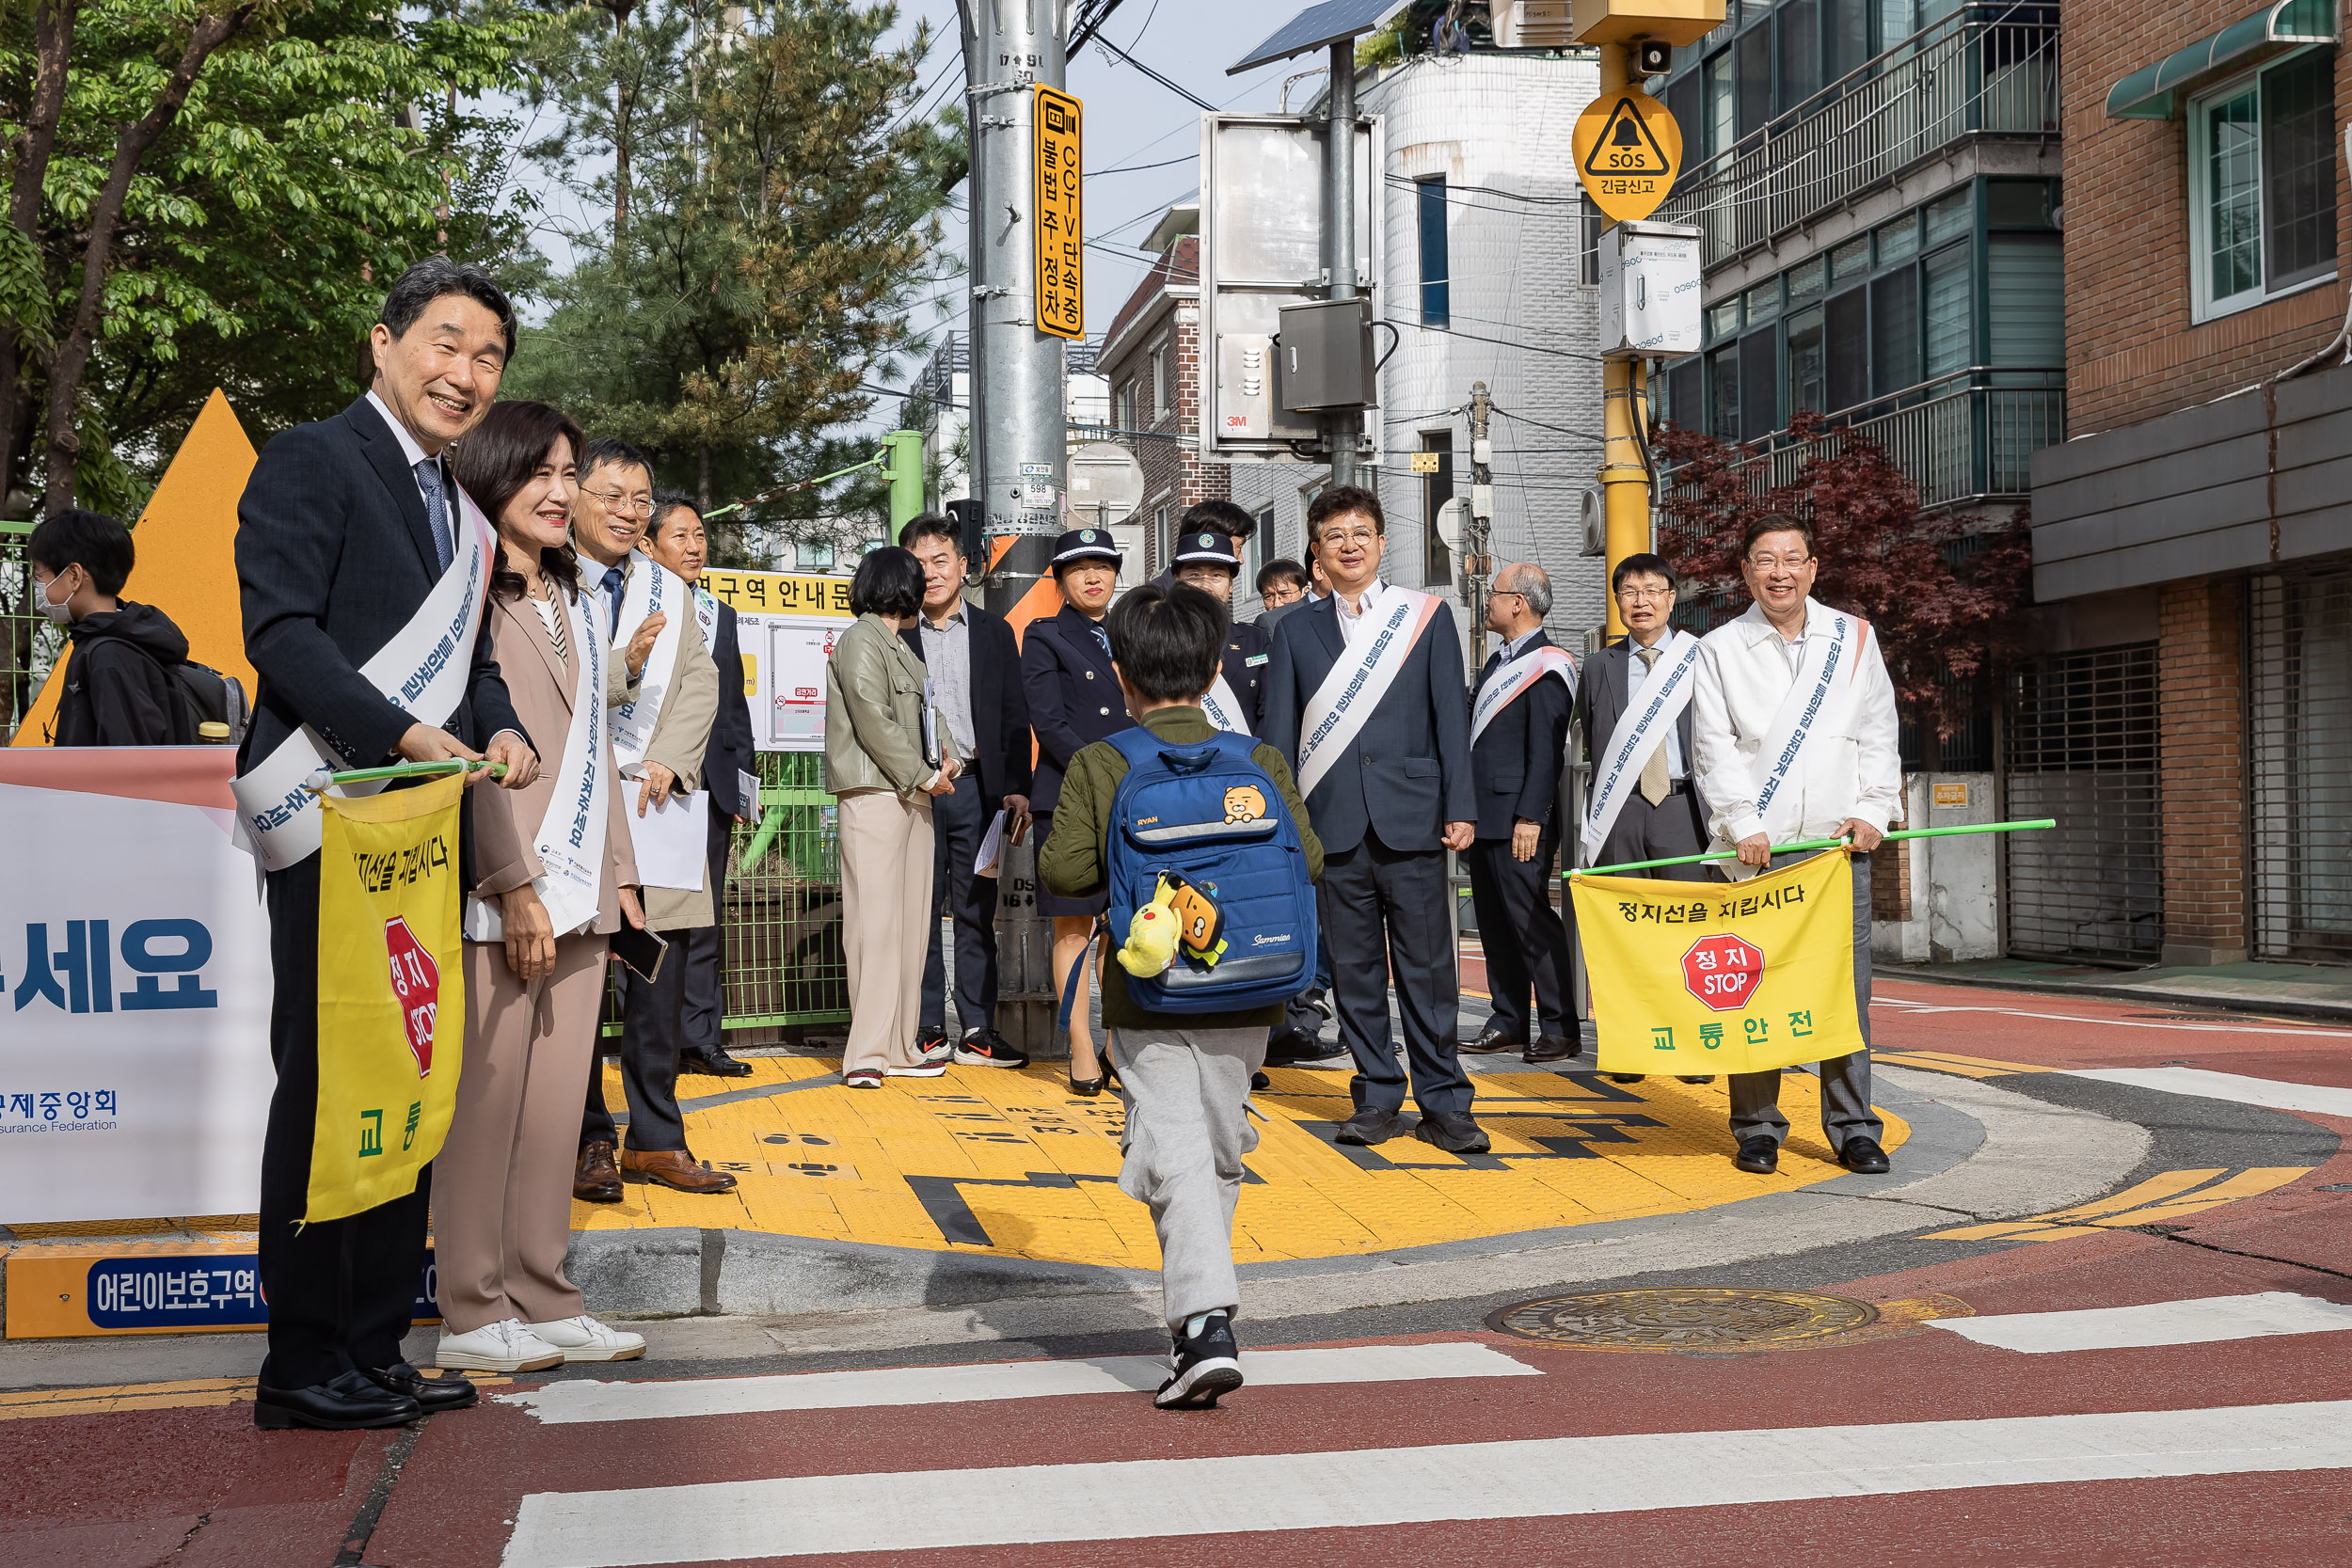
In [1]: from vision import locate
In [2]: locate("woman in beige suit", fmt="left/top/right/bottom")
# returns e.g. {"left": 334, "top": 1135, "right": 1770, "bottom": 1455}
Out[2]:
{"left": 435, "top": 401, "right": 651, "bottom": 1373}
{"left": 826, "top": 546, "right": 961, "bottom": 1088}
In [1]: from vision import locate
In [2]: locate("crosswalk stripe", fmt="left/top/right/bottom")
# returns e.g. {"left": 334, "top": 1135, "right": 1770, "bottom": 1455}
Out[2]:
{"left": 494, "top": 1340, "right": 1539, "bottom": 1425}
{"left": 2067, "top": 1067, "right": 2352, "bottom": 1118}
{"left": 501, "top": 1400, "right": 2352, "bottom": 1565}
{"left": 1928, "top": 1292, "right": 2352, "bottom": 1354}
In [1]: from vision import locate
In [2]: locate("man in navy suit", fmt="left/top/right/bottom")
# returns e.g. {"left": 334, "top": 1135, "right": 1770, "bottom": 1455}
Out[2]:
{"left": 235, "top": 258, "right": 537, "bottom": 1430}
{"left": 1463, "top": 563, "right": 1577, "bottom": 1065}
{"left": 641, "top": 494, "right": 759, "bottom": 1081}
{"left": 900, "top": 514, "right": 1033, "bottom": 1063}
{"left": 1263, "top": 486, "right": 1483, "bottom": 1152}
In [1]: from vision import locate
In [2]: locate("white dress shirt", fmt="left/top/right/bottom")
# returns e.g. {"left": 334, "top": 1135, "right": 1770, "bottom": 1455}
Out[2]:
{"left": 1332, "top": 578, "right": 1391, "bottom": 650}
{"left": 1623, "top": 633, "right": 1688, "bottom": 780}
{"left": 1690, "top": 597, "right": 1900, "bottom": 848}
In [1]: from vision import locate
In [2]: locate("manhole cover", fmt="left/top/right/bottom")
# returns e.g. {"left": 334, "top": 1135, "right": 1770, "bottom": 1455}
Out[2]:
{"left": 1489, "top": 1287, "right": 1881, "bottom": 1351}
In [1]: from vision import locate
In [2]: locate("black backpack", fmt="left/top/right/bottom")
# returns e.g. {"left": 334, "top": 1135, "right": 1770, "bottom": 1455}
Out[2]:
{"left": 169, "top": 659, "right": 247, "bottom": 745}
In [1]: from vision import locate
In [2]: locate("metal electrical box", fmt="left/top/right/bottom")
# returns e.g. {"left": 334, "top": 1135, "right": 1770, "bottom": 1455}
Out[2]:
{"left": 1276, "top": 299, "right": 1375, "bottom": 413}
{"left": 1597, "top": 220, "right": 1702, "bottom": 358}
{"left": 1215, "top": 333, "right": 1317, "bottom": 443}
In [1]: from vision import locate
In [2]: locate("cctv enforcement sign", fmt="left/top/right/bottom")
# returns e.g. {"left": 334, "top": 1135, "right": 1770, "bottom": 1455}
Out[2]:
{"left": 1034, "top": 85, "right": 1084, "bottom": 341}
{"left": 1573, "top": 89, "right": 1682, "bottom": 224}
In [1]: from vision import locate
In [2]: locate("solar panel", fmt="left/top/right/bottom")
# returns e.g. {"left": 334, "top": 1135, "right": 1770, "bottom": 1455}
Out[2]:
{"left": 1229, "top": 0, "right": 1413, "bottom": 75}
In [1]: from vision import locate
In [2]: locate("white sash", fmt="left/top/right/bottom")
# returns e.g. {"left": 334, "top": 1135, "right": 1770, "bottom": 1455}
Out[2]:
{"left": 1469, "top": 644, "right": 1577, "bottom": 747}
{"left": 610, "top": 552, "right": 686, "bottom": 776}
{"left": 1295, "top": 587, "right": 1441, "bottom": 800}
{"left": 230, "top": 488, "right": 496, "bottom": 871}
{"left": 691, "top": 585, "right": 721, "bottom": 651}
{"left": 1748, "top": 601, "right": 1867, "bottom": 844}
{"left": 1199, "top": 673, "right": 1250, "bottom": 736}
{"left": 464, "top": 589, "right": 609, "bottom": 942}
{"left": 1580, "top": 629, "right": 1701, "bottom": 860}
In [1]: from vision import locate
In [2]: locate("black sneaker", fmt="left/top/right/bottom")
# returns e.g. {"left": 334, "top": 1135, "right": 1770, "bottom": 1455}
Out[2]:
{"left": 954, "top": 1028, "right": 1029, "bottom": 1069}
{"left": 1264, "top": 1027, "right": 1344, "bottom": 1067}
{"left": 1155, "top": 1313, "right": 1244, "bottom": 1409}
{"left": 914, "top": 1025, "right": 949, "bottom": 1059}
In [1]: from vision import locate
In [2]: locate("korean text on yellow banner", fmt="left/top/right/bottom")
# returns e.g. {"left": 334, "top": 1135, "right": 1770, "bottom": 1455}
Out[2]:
{"left": 308, "top": 772, "right": 466, "bottom": 1224}
{"left": 1570, "top": 849, "right": 1862, "bottom": 1077}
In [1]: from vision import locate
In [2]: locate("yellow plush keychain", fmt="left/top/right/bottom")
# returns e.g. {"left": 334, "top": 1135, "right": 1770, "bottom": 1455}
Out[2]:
{"left": 1117, "top": 873, "right": 1227, "bottom": 978}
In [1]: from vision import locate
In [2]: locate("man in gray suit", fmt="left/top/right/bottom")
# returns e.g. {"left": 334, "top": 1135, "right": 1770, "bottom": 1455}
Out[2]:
{"left": 1575, "top": 552, "right": 1713, "bottom": 1084}
{"left": 1263, "top": 486, "right": 1481, "bottom": 1152}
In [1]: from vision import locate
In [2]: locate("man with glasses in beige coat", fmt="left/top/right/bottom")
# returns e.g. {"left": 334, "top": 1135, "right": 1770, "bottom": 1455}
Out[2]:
{"left": 568, "top": 437, "right": 732, "bottom": 1199}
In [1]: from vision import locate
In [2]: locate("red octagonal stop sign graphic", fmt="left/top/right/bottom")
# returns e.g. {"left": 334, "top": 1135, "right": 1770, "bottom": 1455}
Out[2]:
{"left": 383, "top": 917, "right": 441, "bottom": 1077}
{"left": 1682, "top": 933, "right": 1764, "bottom": 1012}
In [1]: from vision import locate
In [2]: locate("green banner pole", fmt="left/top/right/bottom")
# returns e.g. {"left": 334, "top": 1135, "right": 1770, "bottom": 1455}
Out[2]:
{"left": 1571, "top": 818, "right": 2057, "bottom": 879}
{"left": 306, "top": 759, "right": 509, "bottom": 790}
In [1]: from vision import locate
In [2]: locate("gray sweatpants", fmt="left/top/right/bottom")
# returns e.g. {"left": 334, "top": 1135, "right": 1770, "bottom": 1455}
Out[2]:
{"left": 1726, "top": 849, "right": 1883, "bottom": 1154}
{"left": 1106, "top": 1024, "right": 1266, "bottom": 1333}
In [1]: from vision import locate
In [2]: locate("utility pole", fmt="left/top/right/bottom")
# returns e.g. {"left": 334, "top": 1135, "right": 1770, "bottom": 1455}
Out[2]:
{"left": 1324, "top": 39, "right": 1358, "bottom": 487}
{"left": 961, "top": 0, "right": 1070, "bottom": 1060}
{"left": 1594, "top": 41, "right": 1649, "bottom": 644}
{"left": 1467, "top": 381, "right": 1493, "bottom": 667}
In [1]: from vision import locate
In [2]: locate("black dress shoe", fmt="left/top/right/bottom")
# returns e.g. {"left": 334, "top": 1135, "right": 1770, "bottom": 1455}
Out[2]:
{"left": 253, "top": 1368, "right": 421, "bottom": 1431}
{"left": 1678, "top": 1075, "right": 1716, "bottom": 1085}
{"left": 1839, "top": 1135, "right": 1892, "bottom": 1174}
{"left": 1414, "top": 1111, "right": 1491, "bottom": 1154}
{"left": 1333, "top": 1106, "right": 1405, "bottom": 1146}
{"left": 365, "top": 1361, "right": 479, "bottom": 1413}
{"left": 1524, "top": 1035, "right": 1581, "bottom": 1065}
{"left": 1251, "top": 1069, "right": 1271, "bottom": 1090}
{"left": 1609, "top": 1073, "right": 1645, "bottom": 1084}
{"left": 1264, "top": 1027, "right": 1344, "bottom": 1066}
{"left": 1733, "top": 1135, "right": 1779, "bottom": 1174}
{"left": 679, "top": 1046, "right": 754, "bottom": 1078}
{"left": 1464, "top": 1026, "right": 1523, "bottom": 1054}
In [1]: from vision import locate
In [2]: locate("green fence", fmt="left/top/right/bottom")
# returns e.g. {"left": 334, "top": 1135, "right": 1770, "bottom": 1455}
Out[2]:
{"left": 2, "top": 525, "right": 67, "bottom": 744}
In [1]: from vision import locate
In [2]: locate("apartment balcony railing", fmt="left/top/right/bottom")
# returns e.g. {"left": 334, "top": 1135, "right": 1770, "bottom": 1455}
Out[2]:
{"left": 1658, "top": 4, "right": 2060, "bottom": 271}
{"left": 1681, "top": 369, "right": 2065, "bottom": 513}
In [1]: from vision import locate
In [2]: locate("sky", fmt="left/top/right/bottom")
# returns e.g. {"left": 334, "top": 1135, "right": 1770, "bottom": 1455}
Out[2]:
{"left": 502, "top": 0, "right": 1349, "bottom": 413}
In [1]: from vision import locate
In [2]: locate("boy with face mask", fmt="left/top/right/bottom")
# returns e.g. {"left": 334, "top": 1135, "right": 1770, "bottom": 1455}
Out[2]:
{"left": 28, "top": 507, "right": 202, "bottom": 747}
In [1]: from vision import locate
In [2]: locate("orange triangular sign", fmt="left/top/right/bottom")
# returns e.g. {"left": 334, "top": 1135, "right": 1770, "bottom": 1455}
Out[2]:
{"left": 1582, "top": 97, "right": 1671, "bottom": 177}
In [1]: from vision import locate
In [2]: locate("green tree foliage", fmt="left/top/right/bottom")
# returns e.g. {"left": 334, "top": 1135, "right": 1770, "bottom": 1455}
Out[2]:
{"left": 0, "top": 0, "right": 537, "bottom": 515}
{"left": 503, "top": 0, "right": 958, "bottom": 567}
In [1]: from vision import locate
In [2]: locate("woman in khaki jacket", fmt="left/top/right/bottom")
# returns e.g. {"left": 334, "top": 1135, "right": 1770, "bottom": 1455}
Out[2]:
{"left": 825, "top": 546, "right": 961, "bottom": 1087}
{"left": 435, "top": 402, "right": 651, "bottom": 1373}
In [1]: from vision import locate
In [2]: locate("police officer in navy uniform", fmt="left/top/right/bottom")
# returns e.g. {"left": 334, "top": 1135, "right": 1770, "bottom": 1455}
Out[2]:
{"left": 1168, "top": 523, "right": 1270, "bottom": 732}
{"left": 1021, "top": 528, "right": 1133, "bottom": 1090}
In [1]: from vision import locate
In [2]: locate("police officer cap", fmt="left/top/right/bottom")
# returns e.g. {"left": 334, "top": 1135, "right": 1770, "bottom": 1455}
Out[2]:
{"left": 1051, "top": 528, "right": 1122, "bottom": 567}
{"left": 1171, "top": 531, "right": 1241, "bottom": 571}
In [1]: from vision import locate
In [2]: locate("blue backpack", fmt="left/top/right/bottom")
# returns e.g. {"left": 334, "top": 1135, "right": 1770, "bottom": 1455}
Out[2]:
{"left": 1097, "top": 726, "right": 1317, "bottom": 1014}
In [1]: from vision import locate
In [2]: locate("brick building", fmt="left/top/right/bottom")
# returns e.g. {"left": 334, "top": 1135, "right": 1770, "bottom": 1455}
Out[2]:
{"left": 2026, "top": 0, "right": 2350, "bottom": 970}
{"left": 1097, "top": 214, "right": 1235, "bottom": 586}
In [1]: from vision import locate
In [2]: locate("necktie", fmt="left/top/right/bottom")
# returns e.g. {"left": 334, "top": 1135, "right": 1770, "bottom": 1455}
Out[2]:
{"left": 1635, "top": 644, "right": 1672, "bottom": 807}
{"left": 1091, "top": 623, "right": 1112, "bottom": 662}
{"left": 601, "top": 567, "right": 626, "bottom": 640}
{"left": 417, "top": 458, "right": 452, "bottom": 574}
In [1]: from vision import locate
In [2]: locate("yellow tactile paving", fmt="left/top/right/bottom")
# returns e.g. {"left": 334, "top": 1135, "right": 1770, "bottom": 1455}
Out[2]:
{"left": 572, "top": 1060, "right": 1909, "bottom": 1271}
{"left": 0, "top": 1372, "right": 508, "bottom": 1422}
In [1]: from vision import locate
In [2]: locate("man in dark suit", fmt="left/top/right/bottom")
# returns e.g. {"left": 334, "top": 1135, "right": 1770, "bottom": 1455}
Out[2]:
{"left": 899, "top": 514, "right": 1033, "bottom": 1062}
{"left": 1263, "top": 485, "right": 1483, "bottom": 1152}
{"left": 235, "top": 258, "right": 538, "bottom": 1431}
{"left": 643, "top": 494, "right": 758, "bottom": 1080}
{"left": 1577, "top": 552, "right": 1714, "bottom": 1085}
{"left": 1463, "top": 563, "right": 1578, "bottom": 1065}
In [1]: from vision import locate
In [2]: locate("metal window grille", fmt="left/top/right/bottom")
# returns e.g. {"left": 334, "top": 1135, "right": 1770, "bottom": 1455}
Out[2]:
{"left": 601, "top": 751, "right": 851, "bottom": 1042}
{"left": 2002, "top": 643, "right": 2163, "bottom": 962}
{"left": 2, "top": 530, "right": 68, "bottom": 743}
{"left": 2249, "top": 562, "right": 2352, "bottom": 964}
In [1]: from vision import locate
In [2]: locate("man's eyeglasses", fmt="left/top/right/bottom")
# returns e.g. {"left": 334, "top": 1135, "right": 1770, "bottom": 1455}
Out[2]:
{"left": 1316, "top": 528, "right": 1379, "bottom": 547}
{"left": 1615, "top": 587, "right": 1674, "bottom": 602}
{"left": 581, "top": 488, "right": 654, "bottom": 517}
{"left": 1746, "top": 554, "right": 1812, "bottom": 570}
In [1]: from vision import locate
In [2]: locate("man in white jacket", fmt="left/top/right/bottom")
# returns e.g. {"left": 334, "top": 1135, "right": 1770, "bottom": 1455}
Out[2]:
{"left": 1691, "top": 513, "right": 1900, "bottom": 1178}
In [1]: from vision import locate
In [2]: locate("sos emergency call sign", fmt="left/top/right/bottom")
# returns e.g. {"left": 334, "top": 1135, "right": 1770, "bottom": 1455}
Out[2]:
{"left": 1573, "top": 89, "right": 1683, "bottom": 224}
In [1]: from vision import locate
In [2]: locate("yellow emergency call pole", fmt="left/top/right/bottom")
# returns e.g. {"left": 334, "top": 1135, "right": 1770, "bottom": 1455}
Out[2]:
{"left": 1569, "top": 1, "right": 1723, "bottom": 640}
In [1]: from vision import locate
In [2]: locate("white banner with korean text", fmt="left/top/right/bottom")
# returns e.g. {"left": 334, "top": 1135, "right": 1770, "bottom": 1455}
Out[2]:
{"left": 0, "top": 749, "right": 274, "bottom": 1224}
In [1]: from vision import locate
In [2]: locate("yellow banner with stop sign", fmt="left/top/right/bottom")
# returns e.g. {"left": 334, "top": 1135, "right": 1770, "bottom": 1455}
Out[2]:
{"left": 307, "top": 772, "right": 467, "bottom": 1224}
{"left": 1569, "top": 849, "right": 1863, "bottom": 1078}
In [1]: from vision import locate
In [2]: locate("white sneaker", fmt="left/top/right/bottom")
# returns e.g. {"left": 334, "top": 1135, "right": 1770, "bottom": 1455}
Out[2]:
{"left": 884, "top": 1062, "right": 946, "bottom": 1077}
{"left": 437, "top": 1317, "right": 564, "bottom": 1373}
{"left": 526, "top": 1313, "right": 647, "bottom": 1363}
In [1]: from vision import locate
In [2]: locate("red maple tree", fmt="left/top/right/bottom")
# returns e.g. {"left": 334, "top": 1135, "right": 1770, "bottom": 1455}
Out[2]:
{"left": 1651, "top": 410, "right": 2035, "bottom": 752}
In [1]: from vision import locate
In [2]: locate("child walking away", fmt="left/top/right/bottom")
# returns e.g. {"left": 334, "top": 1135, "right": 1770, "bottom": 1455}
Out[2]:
{"left": 1040, "top": 584, "right": 1324, "bottom": 1409}
{"left": 28, "top": 507, "right": 230, "bottom": 747}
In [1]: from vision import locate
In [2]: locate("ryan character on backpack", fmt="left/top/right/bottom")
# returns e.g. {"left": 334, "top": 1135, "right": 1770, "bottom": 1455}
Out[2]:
{"left": 1041, "top": 583, "right": 1323, "bottom": 1411}
{"left": 29, "top": 508, "right": 209, "bottom": 747}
